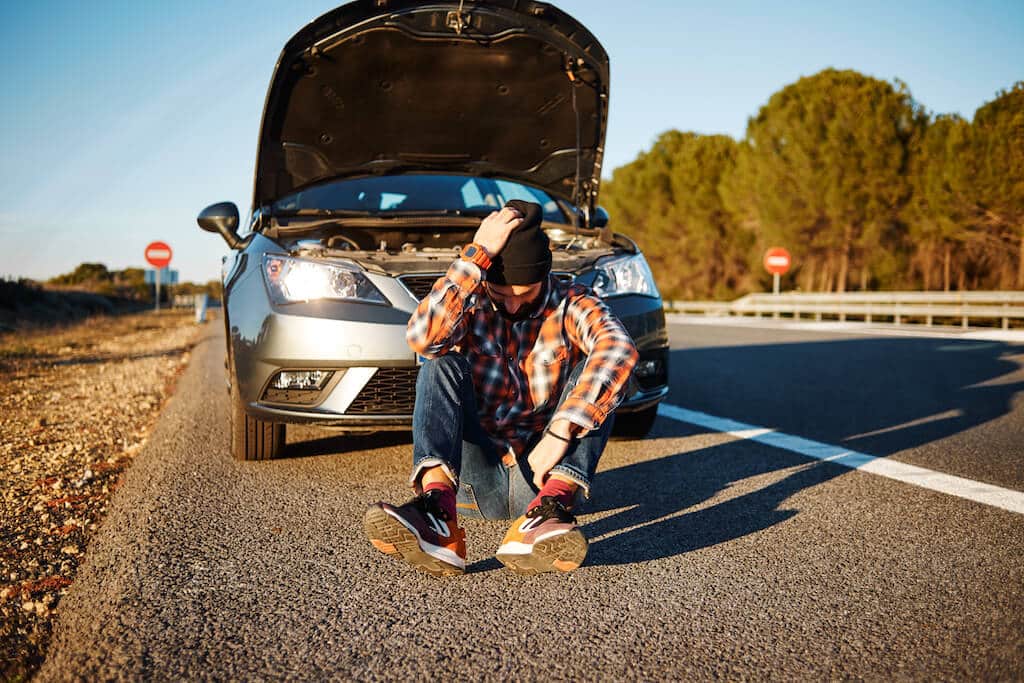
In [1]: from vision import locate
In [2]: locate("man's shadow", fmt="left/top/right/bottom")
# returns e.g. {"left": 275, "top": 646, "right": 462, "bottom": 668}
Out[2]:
{"left": 583, "top": 336, "right": 1023, "bottom": 566}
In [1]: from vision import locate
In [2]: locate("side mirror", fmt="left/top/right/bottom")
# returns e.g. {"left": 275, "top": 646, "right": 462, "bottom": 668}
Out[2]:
{"left": 197, "top": 202, "right": 242, "bottom": 249}
{"left": 592, "top": 206, "right": 610, "bottom": 228}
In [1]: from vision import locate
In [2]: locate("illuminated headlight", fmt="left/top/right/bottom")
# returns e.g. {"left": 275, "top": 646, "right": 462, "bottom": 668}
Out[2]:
{"left": 592, "top": 253, "right": 660, "bottom": 298}
{"left": 271, "top": 370, "right": 334, "bottom": 390}
{"left": 263, "top": 255, "right": 386, "bottom": 304}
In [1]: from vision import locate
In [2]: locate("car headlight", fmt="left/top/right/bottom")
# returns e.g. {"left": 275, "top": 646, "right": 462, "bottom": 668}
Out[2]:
{"left": 591, "top": 253, "right": 660, "bottom": 298}
{"left": 262, "top": 254, "right": 387, "bottom": 305}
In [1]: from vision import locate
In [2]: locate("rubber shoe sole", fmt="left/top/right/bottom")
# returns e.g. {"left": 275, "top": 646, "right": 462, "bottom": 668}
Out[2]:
{"left": 496, "top": 528, "right": 588, "bottom": 575}
{"left": 363, "top": 505, "right": 464, "bottom": 577}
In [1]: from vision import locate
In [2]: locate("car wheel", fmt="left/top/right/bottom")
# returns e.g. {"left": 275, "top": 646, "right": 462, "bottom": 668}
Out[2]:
{"left": 230, "top": 379, "right": 286, "bottom": 461}
{"left": 613, "top": 405, "right": 658, "bottom": 439}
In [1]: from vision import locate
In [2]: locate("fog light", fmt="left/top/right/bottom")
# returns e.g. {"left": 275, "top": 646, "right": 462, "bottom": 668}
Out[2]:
{"left": 271, "top": 370, "right": 334, "bottom": 390}
{"left": 634, "top": 360, "right": 661, "bottom": 378}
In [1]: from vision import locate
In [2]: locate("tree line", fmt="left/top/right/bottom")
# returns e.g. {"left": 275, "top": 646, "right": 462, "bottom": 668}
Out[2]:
{"left": 47, "top": 263, "right": 222, "bottom": 300}
{"left": 601, "top": 69, "right": 1023, "bottom": 300}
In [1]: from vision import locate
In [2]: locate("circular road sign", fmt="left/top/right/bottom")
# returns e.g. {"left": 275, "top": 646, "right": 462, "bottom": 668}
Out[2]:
{"left": 763, "top": 247, "right": 791, "bottom": 275}
{"left": 145, "top": 241, "right": 173, "bottom": 269}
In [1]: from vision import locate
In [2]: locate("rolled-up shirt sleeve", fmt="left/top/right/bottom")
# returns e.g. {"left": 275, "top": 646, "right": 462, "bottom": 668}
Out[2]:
{"left": 551, "top": 288, "right": 639, "bottom": 432}
{"left": 406, "top": 258, "right": 483, "bottom": 357}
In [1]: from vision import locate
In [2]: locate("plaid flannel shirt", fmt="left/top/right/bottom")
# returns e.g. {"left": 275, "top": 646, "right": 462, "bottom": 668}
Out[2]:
{"left": 406, "top": 257, "right": 639, "bottom": 457}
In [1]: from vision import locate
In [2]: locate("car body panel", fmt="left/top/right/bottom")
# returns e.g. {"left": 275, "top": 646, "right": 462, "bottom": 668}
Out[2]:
{"left": 253, "top": 0, "right": 608, "bottom": 216}
{"left": 205, "top": 1, "right": 668, "bottom": 440}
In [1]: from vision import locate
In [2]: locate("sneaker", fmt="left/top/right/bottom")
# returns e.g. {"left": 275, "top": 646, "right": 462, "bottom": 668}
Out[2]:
{"left": 495, "top": 496, "right": 588, "bottom": 574}
{"left": 363, "top": 489, "right": 466, "bottom": 576}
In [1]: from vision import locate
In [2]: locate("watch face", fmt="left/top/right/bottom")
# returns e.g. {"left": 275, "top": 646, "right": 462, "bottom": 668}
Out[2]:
{"left": 464, "top": 245, "right": 478, "bottom": 257}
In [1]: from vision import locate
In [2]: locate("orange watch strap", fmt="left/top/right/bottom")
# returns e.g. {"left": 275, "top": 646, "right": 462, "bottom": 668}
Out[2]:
{"left": 460, "top": 242, "right": 493, "bottom": 270}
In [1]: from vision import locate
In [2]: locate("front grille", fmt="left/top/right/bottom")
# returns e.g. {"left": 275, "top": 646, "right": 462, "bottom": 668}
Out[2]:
{"left": 261, "top": 387, "right": 325, "bottom": 405}
{"left": 345, "top": 367, "right": 420, "bottom": 415}
{"left": 398, "top": 274, "right": 440, "bottom": 301}
{"left": 399, "top": 272, "right": 575, "bottom": 301}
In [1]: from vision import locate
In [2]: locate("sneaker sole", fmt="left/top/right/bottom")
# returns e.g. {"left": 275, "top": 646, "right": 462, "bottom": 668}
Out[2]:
{"left": 363, "top": 505, "right": 464, "bottom": 577}
{"left": 495, "top": 528, "right": 588, "bottom": 575}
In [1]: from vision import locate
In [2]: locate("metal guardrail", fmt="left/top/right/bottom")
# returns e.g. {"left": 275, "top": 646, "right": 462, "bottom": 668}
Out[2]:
{"left": 665, "top": 291, "right": 1024, "bottom": 330}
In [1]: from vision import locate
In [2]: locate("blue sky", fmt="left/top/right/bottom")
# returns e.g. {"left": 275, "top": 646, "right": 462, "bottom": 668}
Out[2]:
{"left": 1, "top": 1, "right": 1021, "bottom": 284}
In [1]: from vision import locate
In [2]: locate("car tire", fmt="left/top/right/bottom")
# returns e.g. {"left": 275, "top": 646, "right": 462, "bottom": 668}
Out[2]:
{"left": 613, "top": 405, "right": 658, "bottom": 439}
{"left": 230, "top": 379, "right": 286, "bottom": 461}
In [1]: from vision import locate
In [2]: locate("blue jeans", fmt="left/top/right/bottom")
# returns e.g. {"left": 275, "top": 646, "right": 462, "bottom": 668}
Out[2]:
{"left": 409, "top": 354, "right": 614, "bottom": 520}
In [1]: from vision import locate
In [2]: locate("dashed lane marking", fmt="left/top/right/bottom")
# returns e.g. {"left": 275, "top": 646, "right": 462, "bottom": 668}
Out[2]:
{"left": 657, "top": 403, "right": 1024, "bottom": 515}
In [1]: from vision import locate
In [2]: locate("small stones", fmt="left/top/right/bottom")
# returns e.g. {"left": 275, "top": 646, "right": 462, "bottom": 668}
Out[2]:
{"left": 1, "top": 309, "right": 199, "bottom": 680}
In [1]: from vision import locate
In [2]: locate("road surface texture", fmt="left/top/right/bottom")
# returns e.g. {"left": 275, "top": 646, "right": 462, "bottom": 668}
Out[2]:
{"left": 39, "top": 321, "right": 1024, "bottom": 680}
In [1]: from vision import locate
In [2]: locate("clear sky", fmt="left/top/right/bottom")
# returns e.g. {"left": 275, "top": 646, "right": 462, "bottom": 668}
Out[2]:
{"left": 1, "top": 1, "right": 1021, "bottom": 284}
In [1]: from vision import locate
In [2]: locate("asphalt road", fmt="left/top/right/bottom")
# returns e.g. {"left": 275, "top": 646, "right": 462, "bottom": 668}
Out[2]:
{"left": 39, "top": 320, "right": 1024, "bottom": 680}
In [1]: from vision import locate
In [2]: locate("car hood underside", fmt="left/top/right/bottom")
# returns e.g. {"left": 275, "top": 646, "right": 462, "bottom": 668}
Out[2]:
{"left": 254, "top": 0, "right": 609, "bottom": 212}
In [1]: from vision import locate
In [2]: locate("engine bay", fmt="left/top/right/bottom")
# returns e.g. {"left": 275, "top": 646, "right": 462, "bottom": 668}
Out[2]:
{"left": 274, "top": 220, "right": 620, "bottom": 276}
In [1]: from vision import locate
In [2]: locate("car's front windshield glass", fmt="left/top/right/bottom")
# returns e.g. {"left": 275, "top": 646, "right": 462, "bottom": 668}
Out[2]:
{"left": 271, "top": 174, "right": 567, "bottom": 223}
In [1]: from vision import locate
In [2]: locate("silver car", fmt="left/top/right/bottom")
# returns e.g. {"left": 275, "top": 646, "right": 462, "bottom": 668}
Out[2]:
{"left": 197, "top": 0, "right": 669, "bottom": 460}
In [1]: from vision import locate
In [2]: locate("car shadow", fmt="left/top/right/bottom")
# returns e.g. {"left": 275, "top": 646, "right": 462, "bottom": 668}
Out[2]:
{"left": 580, "top": 335, "right": 1023, "bottom": 567}
{"left": 281, "top": 430, "right": 414, "bottom": 459}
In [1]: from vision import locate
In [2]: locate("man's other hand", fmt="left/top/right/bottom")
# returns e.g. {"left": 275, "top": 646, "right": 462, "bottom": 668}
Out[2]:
{"left": 527, "top": 420, "right": 574, "bottom": 489}
{"left": 473, "top": 206, "right": 523, "bottom": 257}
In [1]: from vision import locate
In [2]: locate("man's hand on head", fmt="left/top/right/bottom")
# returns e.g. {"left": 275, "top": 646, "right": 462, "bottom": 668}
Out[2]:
{"left": 473, "top": 206, "right": 523, "bottom": 257}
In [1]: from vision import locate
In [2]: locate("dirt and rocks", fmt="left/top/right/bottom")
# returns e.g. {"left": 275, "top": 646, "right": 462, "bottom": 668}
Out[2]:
{"left": 0, "top": 309, "right": 204, "bottom": 680}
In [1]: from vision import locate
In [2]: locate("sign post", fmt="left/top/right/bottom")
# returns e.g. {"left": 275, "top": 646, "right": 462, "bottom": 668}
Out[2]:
{"left": 144, "top": 242, "right": 173, "bottom": 311}
{"left": 763, "top": 247, "right": 792, "bottom": 318}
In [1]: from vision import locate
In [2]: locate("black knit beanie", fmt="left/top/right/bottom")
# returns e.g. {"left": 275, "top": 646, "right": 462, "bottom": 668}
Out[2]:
{"left": 488, "top": 200, "right": 551, "bottom": 285}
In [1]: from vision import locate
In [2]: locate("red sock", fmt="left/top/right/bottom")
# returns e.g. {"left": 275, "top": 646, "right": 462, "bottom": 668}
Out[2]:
{"left": 529, "top": 477, "right": 576, "bottom": 511}
{"left": 424, "top": 481, "right": 457, "bottom": 521}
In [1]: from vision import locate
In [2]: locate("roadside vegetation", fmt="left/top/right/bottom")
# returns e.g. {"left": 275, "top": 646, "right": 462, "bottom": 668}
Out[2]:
{"left": 0, "top": 310, "right": 201, "bottom": 681}
{"left": 602, "top": 71, "right": 1023, "bottom": 300}
{"left": 1, "top": 266, "right": 221, "bottom": 333}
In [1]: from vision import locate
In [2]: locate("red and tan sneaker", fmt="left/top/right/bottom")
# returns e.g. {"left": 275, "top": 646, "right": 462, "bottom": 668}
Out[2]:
{"left": 363, "top": 489, "right": 467, "bottom": 577}
{"left": 495, "top": 497, "right": 588, "bottom": 575}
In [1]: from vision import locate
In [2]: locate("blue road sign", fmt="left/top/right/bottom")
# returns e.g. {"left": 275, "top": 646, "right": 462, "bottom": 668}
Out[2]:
{"left": 145, "top": 268, "right": 179, "bottom": 285}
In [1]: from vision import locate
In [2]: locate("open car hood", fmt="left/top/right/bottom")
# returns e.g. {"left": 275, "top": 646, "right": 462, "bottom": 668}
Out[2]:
{"left": 253, "top": 0, "right": 609, "bottom": 220}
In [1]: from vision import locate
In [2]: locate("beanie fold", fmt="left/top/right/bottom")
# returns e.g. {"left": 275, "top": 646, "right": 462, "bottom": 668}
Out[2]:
{"left": 487, "top": 200, "right": 551, "bottom": 285}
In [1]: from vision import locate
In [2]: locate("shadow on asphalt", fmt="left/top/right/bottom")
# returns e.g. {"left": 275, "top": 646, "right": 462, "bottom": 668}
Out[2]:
{"left": 282, "top": 430, "right": 414, "bottom": 458}
{"left": 664, "top": 336, "right": 1023, "bottom": 457}
{"left": 583, "top": 336, "right": 1023, "bottom": 566}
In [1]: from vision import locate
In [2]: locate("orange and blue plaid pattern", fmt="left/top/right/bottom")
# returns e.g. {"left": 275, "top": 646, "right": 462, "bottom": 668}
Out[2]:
{"left": 406, "top": 258, "right": 639, "bottom": 456}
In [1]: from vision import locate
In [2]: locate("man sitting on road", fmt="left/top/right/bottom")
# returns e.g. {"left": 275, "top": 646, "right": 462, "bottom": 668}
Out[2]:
{"left": 364, "top": 200, "right": 638, "bottom": 576}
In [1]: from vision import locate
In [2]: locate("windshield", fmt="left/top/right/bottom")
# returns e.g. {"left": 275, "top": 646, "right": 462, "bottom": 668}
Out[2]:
{"left": 271, "top": 174, "right": 568, "bottom": 222}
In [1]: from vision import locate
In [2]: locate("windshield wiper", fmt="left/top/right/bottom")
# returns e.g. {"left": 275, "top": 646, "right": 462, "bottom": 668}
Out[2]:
{"left": 272, "top": 208, "right": 375, "bottom": 218}
{"left": 378, "top": 208, "right": 491, "bottom": 217}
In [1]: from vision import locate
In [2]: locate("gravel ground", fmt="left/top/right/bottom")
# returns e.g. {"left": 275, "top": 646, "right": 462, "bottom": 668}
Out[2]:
{"left": 0, "top": 310, "right": 202, "bottom": 680}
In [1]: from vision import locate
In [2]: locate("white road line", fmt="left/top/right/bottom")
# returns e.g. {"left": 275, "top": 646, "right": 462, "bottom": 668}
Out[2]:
{"left": 657, "top": 403, "right": 1024, "bottom": 515}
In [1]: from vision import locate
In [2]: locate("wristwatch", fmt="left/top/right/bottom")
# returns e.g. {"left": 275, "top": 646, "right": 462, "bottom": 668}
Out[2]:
{"left": 460, "top": 242, "right": 493, "bottom": 271}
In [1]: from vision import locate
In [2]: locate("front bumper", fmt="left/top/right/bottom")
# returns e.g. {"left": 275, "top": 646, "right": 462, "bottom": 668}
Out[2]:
{"left": 229, "top": 264, "right": 669, "bottom": 429}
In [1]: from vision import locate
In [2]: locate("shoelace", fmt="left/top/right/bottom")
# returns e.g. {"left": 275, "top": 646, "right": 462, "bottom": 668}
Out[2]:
{"left": 413, "top": 489, "right": 452, "bottom": 522}
{"left": 413, "top": 490, "right": 466, "bottom": 543}
{"left": 526, "top": 496, "right": 576, "bottom": 524}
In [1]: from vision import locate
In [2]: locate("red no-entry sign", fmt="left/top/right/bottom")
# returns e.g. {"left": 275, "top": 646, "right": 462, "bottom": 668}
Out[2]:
{"left": 763, "top": 247, "right": 791, "bottom": 275}
{"left": 145, "top": 241, "right": 173, "bottom": 269}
